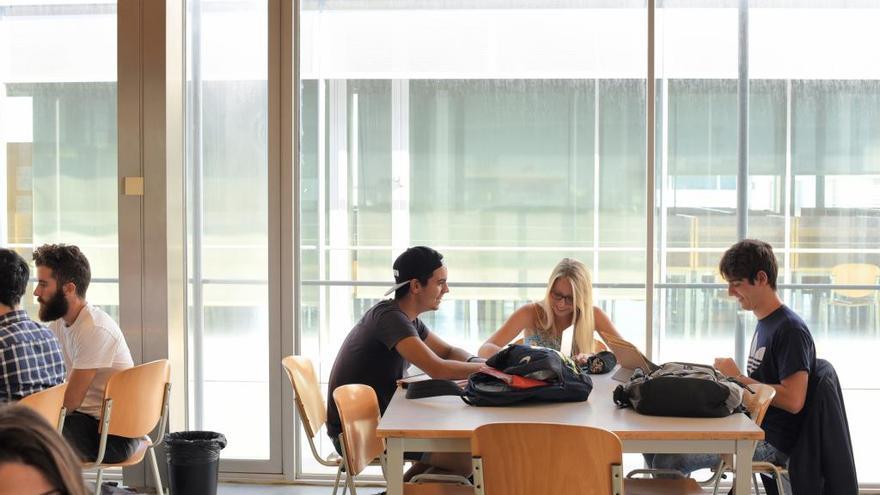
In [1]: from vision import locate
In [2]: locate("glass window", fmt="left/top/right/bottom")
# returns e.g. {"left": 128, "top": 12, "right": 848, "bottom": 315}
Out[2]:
{"left": 185, "top": 0, "right": 270, "bottom": 461}
{"left": 0, "top": 1, "right": 119, "bottom": 318}
{"left": 296, "top": 0, "right": 878, "bottom": 484}
{"left": 655, "top": 2, "right": 880, "bottom": 483}
{"left": 299, "top": 1, "right": 648, "bottom": 477}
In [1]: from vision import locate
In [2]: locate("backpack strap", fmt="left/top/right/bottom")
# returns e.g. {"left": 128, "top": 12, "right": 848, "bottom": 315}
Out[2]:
{"left": 405, "top": 379, "right": 464, "bottom": 399}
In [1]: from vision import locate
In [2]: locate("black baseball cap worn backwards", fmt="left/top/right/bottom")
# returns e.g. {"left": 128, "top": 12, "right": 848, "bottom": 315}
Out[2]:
{"left": 384, "top": 246, "right": 445, "bottom": 297}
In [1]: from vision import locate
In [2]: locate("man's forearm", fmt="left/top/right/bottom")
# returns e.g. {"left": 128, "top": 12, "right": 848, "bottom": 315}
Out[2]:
{"left": 731, "top": 374, "right": 805, "bottom": 414}
{"left": 447, "top": 346, "right": 475, "bottom": 362}
{"left": 425, "top": 359, "right": 484, "bottom": 380}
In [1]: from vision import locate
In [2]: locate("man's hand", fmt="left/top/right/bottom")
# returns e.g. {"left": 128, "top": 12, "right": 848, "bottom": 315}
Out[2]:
{"left": 714, "top": 357, "right": 742, "bottom": 378}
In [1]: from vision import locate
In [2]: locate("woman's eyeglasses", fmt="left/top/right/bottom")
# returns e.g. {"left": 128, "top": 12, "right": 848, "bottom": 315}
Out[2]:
{"left": 550, "top": 291, "right": 574, "bottom": 305}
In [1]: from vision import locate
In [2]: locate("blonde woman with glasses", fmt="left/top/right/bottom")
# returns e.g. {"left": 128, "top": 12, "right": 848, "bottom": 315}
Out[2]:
{"left": 478, "top": 258, "right": 626, "bottom": 365}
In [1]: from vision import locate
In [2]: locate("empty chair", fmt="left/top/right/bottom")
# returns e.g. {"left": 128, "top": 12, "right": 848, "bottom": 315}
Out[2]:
{"left": 85, "top": 359, "right": 171, "bottom": 495}
{"left": 472, "top": 422, "right": 622, "bottom": 495}
{"left": 19, "top": 382, "right": 68, "bottom": 431}
{"left": 827, "top": 263, "right": 880, "bottom": 336}
{"left": 626, "top": 384, "right": 775, "bottom": 494}
{"left": 282, "top": 355, "right": 351, "bottom": 495}
{"left": 707, "top": 383, "right": 778, "bottom": 494}
{"left": 333, "top": 383, "right": 472, "bottom": 495}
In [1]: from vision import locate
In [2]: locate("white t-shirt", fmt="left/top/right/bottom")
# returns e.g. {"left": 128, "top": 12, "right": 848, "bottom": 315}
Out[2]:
{"left": 49, "top": 304, "right": 134, "bottom": 417}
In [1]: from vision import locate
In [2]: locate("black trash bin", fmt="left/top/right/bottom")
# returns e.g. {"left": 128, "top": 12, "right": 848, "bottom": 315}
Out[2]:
{"left": 165, "top": 431, "right": 227, "bottom": 495}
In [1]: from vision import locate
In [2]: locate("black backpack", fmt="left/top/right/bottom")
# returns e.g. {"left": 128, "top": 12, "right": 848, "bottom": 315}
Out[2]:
{"left": 406, "top": 344, "right": 593, "bottom": 406}
{"left": 612, "top": 362, "right": 745, "bottom": 417}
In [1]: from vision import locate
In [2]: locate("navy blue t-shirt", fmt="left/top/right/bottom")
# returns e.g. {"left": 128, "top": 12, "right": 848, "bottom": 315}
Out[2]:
{"left": 747, "top": 304, "right": 816, "bottom": 454}
{"left": 326, "top": 300, "right": 429, "bottom": 440}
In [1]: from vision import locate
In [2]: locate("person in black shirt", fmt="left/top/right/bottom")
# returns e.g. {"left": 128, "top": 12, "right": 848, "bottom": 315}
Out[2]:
{"left": 326, "top": 246, "right": 485, "bottom": 480}
{"left": 646, "top": 239, "right": 815, "bottom": 494}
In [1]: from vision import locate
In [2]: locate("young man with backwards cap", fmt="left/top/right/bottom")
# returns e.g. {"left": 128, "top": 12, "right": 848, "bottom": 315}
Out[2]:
{"left": 326, "top": 246, "right": 485, "bottom": 479}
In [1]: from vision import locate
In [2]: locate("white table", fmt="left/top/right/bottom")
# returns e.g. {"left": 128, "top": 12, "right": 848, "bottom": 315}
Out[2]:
{"left": 377, "top": 372, "right": 763, "bottom": 495}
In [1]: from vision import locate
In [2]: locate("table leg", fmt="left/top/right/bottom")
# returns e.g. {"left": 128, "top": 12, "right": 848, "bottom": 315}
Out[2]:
{"left": 385, "top": 438, "right": 404, "bottom": 495}
{"left": 734, "top": 439, "right": 756, "bottom": 495}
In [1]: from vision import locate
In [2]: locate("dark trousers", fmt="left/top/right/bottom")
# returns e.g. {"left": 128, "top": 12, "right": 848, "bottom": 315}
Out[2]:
{"left": 63, "top": 411, "right": 139, "bottom": 464}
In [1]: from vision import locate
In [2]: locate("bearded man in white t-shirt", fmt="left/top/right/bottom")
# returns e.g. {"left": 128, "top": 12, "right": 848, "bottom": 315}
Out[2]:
{"left": 32, "top": 244, "right": 137, "bottom": 464}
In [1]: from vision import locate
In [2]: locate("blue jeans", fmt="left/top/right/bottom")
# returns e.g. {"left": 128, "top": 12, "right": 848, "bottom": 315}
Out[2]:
{"left": 643, "top": 441, "right": 791, "bottom": 494}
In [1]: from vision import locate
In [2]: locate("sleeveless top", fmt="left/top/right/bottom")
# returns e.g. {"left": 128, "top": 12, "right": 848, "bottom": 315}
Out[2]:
{"left": 523, "top": 331, "right": 564, "bottom": 351}
{"left": 523, "top": 304, "right": 596, "bottom": 355}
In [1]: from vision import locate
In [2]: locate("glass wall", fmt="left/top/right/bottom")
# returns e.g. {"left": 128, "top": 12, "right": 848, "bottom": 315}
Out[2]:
{"left": 184, "top": 0, "right": 270, "bottom": 462}
{"left": 297, "top": 0, "right": 879, "bottom": 484}
{"left": 0, "top": 2, "right": 119, "bottom": 318}
{"left": 298, "top": 0, "right": 649, "bottom": 476}
{"left": 654, "top": 2, "right": 880, "bottom": 482}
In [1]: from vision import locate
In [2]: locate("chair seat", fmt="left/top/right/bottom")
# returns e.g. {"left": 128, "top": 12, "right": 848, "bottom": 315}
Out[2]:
{"left": 404, "top": 483, "right": 475, "bottom": 495}
{"left": 625, "top": 477, "right": 704, "bottom": 495}
{"left": 86, "top": 436, "right": 152, "bottom": 468}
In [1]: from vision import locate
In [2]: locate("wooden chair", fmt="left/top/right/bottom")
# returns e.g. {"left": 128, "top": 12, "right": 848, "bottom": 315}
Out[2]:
{"left": 86, "top": 360, "right": 171, "bottom": 495}
{"left": 471, "top": 422, "right": 622, "bottom": 495}
{"left": 708, "top": 383, "right": 779, "bottom": 495}
{"left": 282, "top": 355, "right": 349, "bottom": 495}
{"left": 828, "top": 263, "right": 880, "bottom": 336}
{"left": 332, "top": 384, "right": 472, "bottom": 495}
{"left": 624, "top": 384, "right": 776, "bottom": 494}
{"left": 19, "top": 382, "right": 68, "bottom": 431}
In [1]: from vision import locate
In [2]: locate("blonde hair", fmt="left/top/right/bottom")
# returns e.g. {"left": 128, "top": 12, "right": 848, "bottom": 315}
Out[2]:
{"left": 536, "top": 258, "right": 596, "bottom": 356}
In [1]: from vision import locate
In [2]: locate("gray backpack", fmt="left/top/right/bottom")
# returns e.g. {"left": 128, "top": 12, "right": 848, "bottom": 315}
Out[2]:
{"left": 613, "top": 362, "right": 745, "bottom": 417}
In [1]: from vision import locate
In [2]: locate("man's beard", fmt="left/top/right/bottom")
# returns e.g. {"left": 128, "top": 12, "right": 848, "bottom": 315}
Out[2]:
{"left": 39, "top": 289, "right": 69, "bottom": 322}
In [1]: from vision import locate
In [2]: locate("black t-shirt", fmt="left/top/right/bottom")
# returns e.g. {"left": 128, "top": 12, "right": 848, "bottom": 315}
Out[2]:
{"left": 326, "top": 299, "right": 429, "bottom": 440}
{"left": 748, "top": 304, "right": 816, "bottom": 454}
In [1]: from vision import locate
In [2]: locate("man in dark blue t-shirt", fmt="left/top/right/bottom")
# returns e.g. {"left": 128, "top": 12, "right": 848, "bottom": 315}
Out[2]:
{"left": 646, "top": 239, "right": 815, "bottom": 494}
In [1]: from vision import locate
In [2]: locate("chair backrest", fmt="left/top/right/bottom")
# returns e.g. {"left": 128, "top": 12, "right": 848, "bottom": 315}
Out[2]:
{"left": 19, "top": 382, "right": 68, "bottom": 429}
{"left": 282, "top": 355, "right": 326, "bottom": 439}
{"left": 831, "top": 263, "right": 880, "bottom": 299}
{"left": 741, "top": 383, "right": 776, "bottom": 426}
{"left": 332, "top": 384, "right": 385, "bottom": 476}
{"left": 101, "top": 360, "right": 170, "bottom": 438}
{"left": 472, "top": 423, "right": 622, "bottom": 495}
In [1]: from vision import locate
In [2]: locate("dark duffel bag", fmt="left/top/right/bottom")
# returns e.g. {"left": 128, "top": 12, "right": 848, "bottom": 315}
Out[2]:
{"left": 406, "top": 344, "right": 593, "bottom": 407}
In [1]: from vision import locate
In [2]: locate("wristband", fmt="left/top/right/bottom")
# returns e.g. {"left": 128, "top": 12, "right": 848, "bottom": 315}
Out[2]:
{"left": 466, "top": 356, "right": 482, "bottom": 363}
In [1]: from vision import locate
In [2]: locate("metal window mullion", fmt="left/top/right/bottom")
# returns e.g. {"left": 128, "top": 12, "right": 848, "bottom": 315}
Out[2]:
{"left": 327, "top": 80, "right": 350, "bottom": 363}
{"left": 783, "top": 79, "right": 793, "bottom": 289}
{"left": 189, "top": 0, "right": 205, "bottom": 431}
{"left": 735, "top": 0, "right": 750, "bottom": 370}
{"left": 593, "top": 79, "right": 600, "bottom": 280}
{"left": 289, "top": 0, "right": 301, "bottom": 480}
{"left": 645, "top": 0, "right": 656, "bottom": 360}
{"left": 317, "top": 78, "right": 328, "bottom": 365}
{"left": 391, "top": 79, "right": 411, "bottom": 257}
{"left": 658, "top": 75, "right": 670, "bottom": 361}
{"left": 0, "top": 83, "right": 7, "bottom": 244}
{"left": 267, "top": 0, "right": 294, "bottom": 477}
{"left": 54, "top": 98, "right": 62, "bottom": 238}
